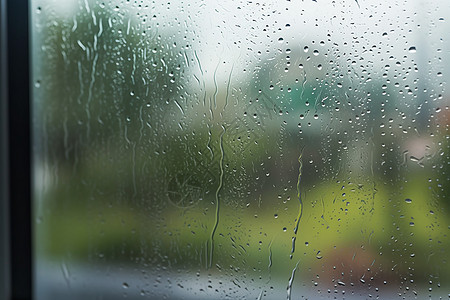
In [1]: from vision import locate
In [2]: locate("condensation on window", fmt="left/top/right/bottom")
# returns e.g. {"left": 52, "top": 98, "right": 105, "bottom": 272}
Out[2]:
{"left": 32, "top": 0, "right": 449, "bottom": 299}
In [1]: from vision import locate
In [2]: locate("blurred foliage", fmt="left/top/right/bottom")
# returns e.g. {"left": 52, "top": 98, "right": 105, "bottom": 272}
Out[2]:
{"left": 33, "top": 0, "right": 449, "bottom": 292}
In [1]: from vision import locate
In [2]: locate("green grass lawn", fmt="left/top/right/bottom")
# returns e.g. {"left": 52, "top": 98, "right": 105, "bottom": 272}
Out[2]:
{"left": 36, "top": 175, "right": 450, "bottom": 286}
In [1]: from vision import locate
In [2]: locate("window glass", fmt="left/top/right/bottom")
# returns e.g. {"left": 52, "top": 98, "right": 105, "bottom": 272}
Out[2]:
{"left": 32, "top": 0, "right": 450, "bottom": 298}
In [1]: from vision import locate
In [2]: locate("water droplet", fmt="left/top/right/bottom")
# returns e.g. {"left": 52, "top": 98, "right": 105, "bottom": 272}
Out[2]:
{"left": 123, "top": 282, "right": 129, "bottom": 289}
{"left": 405, "top": 198, "right": 412, "bottom": 204}
{"left": 408, "top": 46, "right": 416, "bottom": 53}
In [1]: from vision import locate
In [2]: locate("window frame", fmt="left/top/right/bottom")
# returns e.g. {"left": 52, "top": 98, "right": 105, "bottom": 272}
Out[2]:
{"left": 1, "top": 0, "right": 32, "bottom": 299}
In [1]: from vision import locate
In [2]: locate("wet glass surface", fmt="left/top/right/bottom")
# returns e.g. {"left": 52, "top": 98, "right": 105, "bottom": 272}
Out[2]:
{"left": 32, "top": 0, "right": 450, "bottom": 298}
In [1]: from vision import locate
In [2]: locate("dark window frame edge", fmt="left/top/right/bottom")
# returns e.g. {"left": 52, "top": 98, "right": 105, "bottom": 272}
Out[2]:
{"left": 4, "top": 0, "right": 33, "bottom": 299}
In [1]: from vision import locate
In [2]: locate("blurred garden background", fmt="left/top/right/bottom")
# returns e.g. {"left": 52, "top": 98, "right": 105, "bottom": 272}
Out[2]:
{"left": 32, "top": 0, "right": 450, "bottom": 298}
